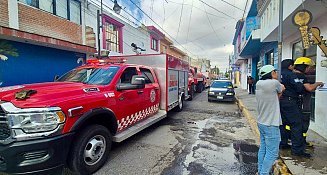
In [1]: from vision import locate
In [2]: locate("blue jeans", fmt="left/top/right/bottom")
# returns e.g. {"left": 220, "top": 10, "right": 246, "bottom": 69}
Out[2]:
{"left": 257, "top": 123, "right": 280, "bottom": 175}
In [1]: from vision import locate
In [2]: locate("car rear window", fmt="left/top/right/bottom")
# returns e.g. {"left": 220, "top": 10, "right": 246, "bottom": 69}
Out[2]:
{"left": 211, "top": 81, "right": 232, "bottom": 88}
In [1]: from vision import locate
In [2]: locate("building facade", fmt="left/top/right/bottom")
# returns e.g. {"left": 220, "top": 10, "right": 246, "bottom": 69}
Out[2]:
{"left": 258, "top": 0, "right": 327, "bottom": 138}
{"left": 232, "top": 0, "right": 261, "bottom": 90}
{"left": 0, "top": 0, "right": 95, "bottom": 86}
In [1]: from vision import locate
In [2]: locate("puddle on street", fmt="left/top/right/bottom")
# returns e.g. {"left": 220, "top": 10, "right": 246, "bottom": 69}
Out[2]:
{"left": 181, "top": 119, "right": 258, "bottom": 175}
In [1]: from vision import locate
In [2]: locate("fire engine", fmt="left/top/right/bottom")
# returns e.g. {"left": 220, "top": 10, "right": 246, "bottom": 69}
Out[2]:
{"left": 0, "top": 54, "right": 189, "bottom": 174}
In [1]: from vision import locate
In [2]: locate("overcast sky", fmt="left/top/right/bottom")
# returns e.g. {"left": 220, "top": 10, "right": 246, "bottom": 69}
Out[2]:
{"left": 104, "top": 0, "right": 250, "bottom": 71}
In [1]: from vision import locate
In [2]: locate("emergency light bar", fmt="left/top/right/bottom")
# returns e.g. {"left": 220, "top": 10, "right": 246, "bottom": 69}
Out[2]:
{"left": 86, "top": 58, "right": 127, "bottom": 64}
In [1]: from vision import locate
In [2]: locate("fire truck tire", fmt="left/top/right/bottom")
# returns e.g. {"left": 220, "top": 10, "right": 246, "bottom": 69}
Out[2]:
{"left": 188, "top": 84, "right": 194, "bottom": 101}
{"left": 174, "top": 94, "right": 184, "bottom": 112}
{"left": 196, "top": 83, "right": 203, "bottom": 93}
{"left": 68, "top": 125, "right": 112, "bottom": 175}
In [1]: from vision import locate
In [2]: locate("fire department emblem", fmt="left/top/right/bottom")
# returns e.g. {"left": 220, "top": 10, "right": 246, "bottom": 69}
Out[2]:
{"left": 150, "top": 90, "right": 156, "bottom": 103}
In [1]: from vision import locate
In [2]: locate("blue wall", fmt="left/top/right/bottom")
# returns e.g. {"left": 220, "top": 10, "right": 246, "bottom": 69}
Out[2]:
{"left": 260, "top": 42, "right": 278, "bottom": 68}
{"left": 0, "top": 40, "right": 85, "bottom": 87}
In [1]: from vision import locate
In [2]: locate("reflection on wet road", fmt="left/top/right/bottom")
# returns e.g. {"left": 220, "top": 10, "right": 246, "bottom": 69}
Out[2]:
{"left": 160, "top": 90, "right": 259, "bottom": 175}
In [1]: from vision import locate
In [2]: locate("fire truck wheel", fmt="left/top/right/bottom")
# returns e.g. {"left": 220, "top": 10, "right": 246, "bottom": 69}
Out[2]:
{"left": 175, "top": 94, "right": 184, "bottom": 112}
{"left": 196, "top": 83, "right": 203, "bottom": 93}
{"left": 188, "top": 84, "right": 194, "bottom": 101}
{"left": 68, "top": 125, "right": 112, "bottom": 175}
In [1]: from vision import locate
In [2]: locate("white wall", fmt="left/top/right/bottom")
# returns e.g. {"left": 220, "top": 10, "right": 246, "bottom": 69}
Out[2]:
{"left": 239, "top": 60, "right": 249, "bottom": 90}
{"left": 122, "top": 25, "right": 159, "bottom": 55}
{"left": 282, "top": 32, "right": 301, "bottom": 59}
{"left": 311, "top": 14, "right": 327, "bottom": 139}
{"left": 260, "top": 0, "right": 304, "bottom": 42}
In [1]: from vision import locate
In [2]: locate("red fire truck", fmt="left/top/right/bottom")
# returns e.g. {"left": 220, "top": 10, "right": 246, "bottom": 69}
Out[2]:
{"left": 0, "top": 54, "right": 189, "bottom": 175}
{"left": 189, "top": 66, "right": 206, "bottom": 93}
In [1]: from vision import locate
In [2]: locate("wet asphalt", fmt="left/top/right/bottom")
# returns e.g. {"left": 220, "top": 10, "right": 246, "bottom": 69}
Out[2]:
{"left": 63, "top": 89, "right": 259, "bottom": 175}
{"left": 89, "top": 90, "right": 258, "bottom": 175}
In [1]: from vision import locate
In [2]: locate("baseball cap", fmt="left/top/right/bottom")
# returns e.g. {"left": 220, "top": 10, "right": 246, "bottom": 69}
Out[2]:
{"left": 259, "top": 65, "right": 276, "bottom": 77}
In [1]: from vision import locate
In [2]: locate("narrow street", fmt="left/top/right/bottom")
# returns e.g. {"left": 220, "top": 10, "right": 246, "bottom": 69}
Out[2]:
{"left": 80, "top": 90, "right": 259, "bottom": 175}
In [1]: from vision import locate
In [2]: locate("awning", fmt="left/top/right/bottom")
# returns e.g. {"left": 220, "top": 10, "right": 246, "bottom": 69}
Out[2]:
{"left": 0, "top": 26, "right": 96, "bottom": 54}
{"left": 239, "top": 35, "right": 262, "bottom": 57}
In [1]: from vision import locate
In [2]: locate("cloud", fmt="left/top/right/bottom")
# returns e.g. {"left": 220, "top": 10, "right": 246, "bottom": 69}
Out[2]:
{"left": 123, "top": 0, "right": 247, "bottom": 70}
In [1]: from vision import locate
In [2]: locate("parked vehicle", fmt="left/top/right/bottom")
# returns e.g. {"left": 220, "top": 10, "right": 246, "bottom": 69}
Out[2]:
{"left": 208, "top": 80, "right": 235, "bottom": 102}
{"left": 189, "top": 66, "right": 206, "bottom": 93}
{"left": 0, "top": 54, "right": 189, "bottom": 175}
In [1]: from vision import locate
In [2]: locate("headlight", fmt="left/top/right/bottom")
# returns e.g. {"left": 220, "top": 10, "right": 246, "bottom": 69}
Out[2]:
{"left": 226, "top": 92, "right": 234, "bottom": 96}
{"left": 8, "top": 111, "right": 65, "bottom": 133}
{"left": 209, "top": 91, "right": 215, "bottom": 95}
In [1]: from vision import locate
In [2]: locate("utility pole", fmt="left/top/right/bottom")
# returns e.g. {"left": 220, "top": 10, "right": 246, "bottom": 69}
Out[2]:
{"left": 97, "top": 0, "right": 103, "bottom": 59}
{"left": 277, "top": 0, "right": 283, "bottom": 81}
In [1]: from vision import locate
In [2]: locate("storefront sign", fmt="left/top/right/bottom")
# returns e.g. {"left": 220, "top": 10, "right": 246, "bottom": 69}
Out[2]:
{"left": 310, "top": 27, "right": 327, "bottom": 57}
{"left": 292, "top": 10, "right": 312, "bottom": 49}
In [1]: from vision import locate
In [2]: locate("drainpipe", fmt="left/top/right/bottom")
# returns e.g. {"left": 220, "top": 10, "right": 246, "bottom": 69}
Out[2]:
{"left": 277, "top": 0, "right": 283, "bottom": 81}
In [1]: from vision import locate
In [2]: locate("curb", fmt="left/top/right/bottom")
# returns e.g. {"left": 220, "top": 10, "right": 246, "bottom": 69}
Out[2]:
{"left": 235, "top": 96, "right": 292, "bottom": 175}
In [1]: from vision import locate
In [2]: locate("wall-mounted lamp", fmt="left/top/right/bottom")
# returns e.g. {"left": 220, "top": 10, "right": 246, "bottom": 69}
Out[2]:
{"left": 113, "top": 0, "right": 122, "bottom": 14}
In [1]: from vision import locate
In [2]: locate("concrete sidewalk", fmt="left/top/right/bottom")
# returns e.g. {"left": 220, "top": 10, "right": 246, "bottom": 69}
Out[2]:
{"left": 235, "top": 88, "right": 327, "bottom": 175}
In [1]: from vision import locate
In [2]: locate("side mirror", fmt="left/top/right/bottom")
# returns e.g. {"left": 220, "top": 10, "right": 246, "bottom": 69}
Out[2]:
{"left": 116, "top": 75, "right": 145, "bottom": 91}
{"left": 54, "top": 75, "right": 59, "bottom": 82}
{"left": 131, "top": 75, "right": 145, "bottom": 86}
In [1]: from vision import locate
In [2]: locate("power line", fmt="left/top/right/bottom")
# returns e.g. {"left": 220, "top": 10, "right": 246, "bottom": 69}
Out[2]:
{"left": 167, "top": 0, "right": 229, "bottom": 20}
{"left": 202, "top": 2, "right": 223, "bottom": 43}
{"left": 128, "top": 0, "right": 197, "bottom": 57}
{"left": 219, "top": 0, "right": 244, "bottom": 12}
{"left": 162, "top": 0, "right": 166, "bottom": 26}
{"left": 176, "top": 0, "right": 185, "bottom": 39}
{"left": 198, "top": 0, "right": 237, "bottom": 20}
{"left": 186, "top": 0, "right": 194, "bottom": 43}
{"left": 242, "top": 0, "right": 249, "bottom": 19}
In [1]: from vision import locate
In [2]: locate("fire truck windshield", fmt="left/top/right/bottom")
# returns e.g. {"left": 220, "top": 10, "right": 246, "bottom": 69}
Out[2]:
{"left": 57, "top": 66, "right": 120, "bottom": 85}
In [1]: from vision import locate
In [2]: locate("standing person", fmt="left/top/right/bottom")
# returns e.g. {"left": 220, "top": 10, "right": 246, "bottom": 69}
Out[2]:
{"left": 256, "top": 65, "right": 285, "bottom": 175}
{"left": 279, "top": 59, "right": 294, "bottom": 149}
{"left": 248, "top": 76, "right": 254, "bottom": 94}
{"left": 279, "top": 57, "right": 323, "bottom": 158}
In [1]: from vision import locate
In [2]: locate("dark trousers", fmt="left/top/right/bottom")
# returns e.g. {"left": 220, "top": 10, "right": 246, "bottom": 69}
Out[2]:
{"left": 248, "top": 84, "right": 254, "bottom": 94}
{"left": 280, "top": 97, "right": 305, "bottom": 154}
{"left": 302, "top": 112, "right": 311, "bottom": 142}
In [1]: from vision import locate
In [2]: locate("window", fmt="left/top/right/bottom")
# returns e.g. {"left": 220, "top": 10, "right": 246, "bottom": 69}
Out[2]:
{"left": 119, "top": 67, "right": 138, "bottom": 84}
{"left": 70, "top": 0, "right": 81, "bottom": 24}
{"left": 18, "top": 0, "right": 81, "bottom": 25}
{"left": 265, "top": 50, "right": 274, "bottom": 65}
{"left": 56, "top": 0, "right": 68, "bottom": 18}
{"left": 19, "top": 0, "right": 38, "bottom": 8}
{"left": 140, "top": 68, "right": 155, "bottom": 84}
{"left": 292, "top": 40, "right": 317, "bottom": 61}
{"left": 39, "top": 0, "right": 53, "bottom": 13}
{"left": 102, "top": 15, "right": 124, "bottom": 53}
{"left": 151, "top": 37, "right": 158, "bottom": 51}
{"left": 104, "top": 23, "right": 119, "bottom": 52}
{"left": 57, "top": 66, "right": 120, "bottom": 85}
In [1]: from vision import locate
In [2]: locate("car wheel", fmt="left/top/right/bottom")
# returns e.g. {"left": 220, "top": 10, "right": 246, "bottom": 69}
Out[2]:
{"left": 68, "top": 125, "right": 112, "bottom": 175}
{"left": 174, "top": 94, "right": 184, "bottom": 112}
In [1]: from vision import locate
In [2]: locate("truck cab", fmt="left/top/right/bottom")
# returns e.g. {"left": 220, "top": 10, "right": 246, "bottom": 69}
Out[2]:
{"left": 0, "top": 54, "right": 188, "bottom": 175}
{"left": 0, "top": 59, "right": 161, "bottom": 175}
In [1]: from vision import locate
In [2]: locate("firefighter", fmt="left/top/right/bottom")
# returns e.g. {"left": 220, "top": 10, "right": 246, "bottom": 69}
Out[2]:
{"left": 279, "top": 57, "right": 323, "bottom": 158}
{"left": 279, "top": 59, "right": 294, "bottom": 149}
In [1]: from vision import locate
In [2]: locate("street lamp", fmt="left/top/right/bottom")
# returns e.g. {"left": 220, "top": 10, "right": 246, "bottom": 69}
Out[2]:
{"left": 113, "top": 0, "right": 122, "bottom": 14}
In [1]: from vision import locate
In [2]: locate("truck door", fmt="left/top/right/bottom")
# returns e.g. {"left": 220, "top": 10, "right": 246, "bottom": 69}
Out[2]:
{"left": 139, "top": 67, "right": 160, "bottom": 116}
{"left": 115, "top": 67, "right": 144, "bottom": 131}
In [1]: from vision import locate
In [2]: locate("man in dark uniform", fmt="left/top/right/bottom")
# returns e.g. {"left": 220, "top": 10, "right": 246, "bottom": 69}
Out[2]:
{"left": 279, "top": 57, "right": 323, "bottom": 158}
{"left": 279, "top": 59, "right": 294, "bottom": 149}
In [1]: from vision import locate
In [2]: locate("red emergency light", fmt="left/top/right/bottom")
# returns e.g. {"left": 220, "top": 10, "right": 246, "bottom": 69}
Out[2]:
{"left": 86, "top": 58, "right": 127, "bottom": 64}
